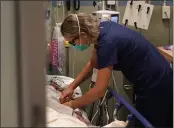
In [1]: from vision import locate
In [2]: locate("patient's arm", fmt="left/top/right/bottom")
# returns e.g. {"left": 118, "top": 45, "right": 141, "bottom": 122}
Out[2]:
{"left": 70, "top": 48, "right": 98, "bottom": 90}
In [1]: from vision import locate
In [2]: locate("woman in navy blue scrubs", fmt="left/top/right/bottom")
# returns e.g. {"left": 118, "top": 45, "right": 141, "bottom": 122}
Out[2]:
{"left": 59, "top": 13, "right": 173, "bottom": 127}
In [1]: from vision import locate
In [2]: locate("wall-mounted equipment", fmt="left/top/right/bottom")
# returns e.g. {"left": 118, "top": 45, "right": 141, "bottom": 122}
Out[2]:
{"left": 122, "top": 1, "right": 154, "bottom": 30}
{"left": 162, "top": 5, "right": 170, "bottom": 19}
{"left": 92, "top": 10, "right": 120, "bottom": 23}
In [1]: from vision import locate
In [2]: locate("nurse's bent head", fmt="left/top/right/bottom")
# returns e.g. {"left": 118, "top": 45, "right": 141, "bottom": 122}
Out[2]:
{"left": 60, "top": 13, "right": 100, "bottom": 45}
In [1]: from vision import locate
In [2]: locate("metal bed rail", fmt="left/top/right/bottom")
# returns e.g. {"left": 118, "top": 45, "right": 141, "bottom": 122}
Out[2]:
{"left": 108, "top": 87, "right": 154, "bottom": 128}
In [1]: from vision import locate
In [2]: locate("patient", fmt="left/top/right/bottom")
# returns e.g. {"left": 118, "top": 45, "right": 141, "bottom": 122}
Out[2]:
{"left": 46, "top": 85, "right": 126, "bottom": 127}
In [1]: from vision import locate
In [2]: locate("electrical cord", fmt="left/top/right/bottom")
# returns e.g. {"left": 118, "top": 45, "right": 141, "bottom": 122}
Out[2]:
{"left": 168, "top": 19, "right": 171, "bottom": 45}
{"left": 112, "top": 71, "right": 119, "bottom": 94}
{"left": 66, "top": 0, "right": 71, "bottom": 11}
{"left": 72, "top": 47, "right": 76, "bottom": 78}
{"left": 164, "top": 11, "right": 171, "bottom": 45}
{"left": 139, "top": 28, "right": 142, "bottom": 34}
{"left": 91, "top": 90, "right": 108, "bottom": 123}
{"left": 73, "top": 0, "right": 80, "bottom": 11}
{"left": 112, "top": 71, "right": 120, "bottom": 119}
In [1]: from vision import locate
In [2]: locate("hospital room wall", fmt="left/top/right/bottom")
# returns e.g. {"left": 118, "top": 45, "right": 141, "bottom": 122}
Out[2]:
{"left": 67, "top": 3, "right": 173, "bottom": 121}
{"left": 1, "top": 1, "right": 19, "bottom": 126}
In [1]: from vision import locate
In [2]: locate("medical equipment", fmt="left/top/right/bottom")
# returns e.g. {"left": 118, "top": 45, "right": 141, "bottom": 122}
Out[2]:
{"left": 46, "top": 75, "right": 127, "bottom": 127}
{"left": 122, "top": 1, "right": 154, "bottom": 30}
{"left": 46, "top": 75, "right": 153, "bottom": 127}
{"left": 162, "top": 1, "right": 171, "bottom": 19}
{"left": 88, "top": 78, "right": 118, "bottom": 126}
{"left": 89, "top": 8, "right": 121, "bottom": 126}
{"left": 108, "top": 88, "right": 154, "bottom": 128}
{"left": 45, "top": 8, "right": 52, "bottom": 44}
{"left": 50, "top": 24, "right": 65, "bottom": 75}
{"left": 73, "top": 0, "right": 80, "bottom": 11}
{"left": 88, "top": 87, "right": 154, "bottom": 127}
{"left": 92, "top": 10, "right": 120, "bottom": 23}
{"left": 65, "top": 0, "right": 80, "bottom": 12}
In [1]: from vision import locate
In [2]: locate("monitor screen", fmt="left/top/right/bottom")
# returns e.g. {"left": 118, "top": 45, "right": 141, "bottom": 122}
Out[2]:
{"left": 111, "top": 15, "right": 119, "bottom": 23}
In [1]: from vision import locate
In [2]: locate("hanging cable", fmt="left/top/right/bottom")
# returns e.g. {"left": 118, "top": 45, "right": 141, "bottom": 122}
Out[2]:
{"left": 139, "top": 28, "right": 142, "bottom": 34}
{"left": 62, "top": 1, "right": 65, "bottom": 19}
{"left": 66, "top": 0, "right": 71, "bottom": 11}
{"left": 72, "top": 48, "right": 76, "bottom": 78}
{"left": 112, "top": 71, "right": 119, "bottom": 94}
{"left": 112, "top": 71, "right": 120, "bottom": 119}
{"left": 73, "top": 0, "right": 80, "bottom": 11}
{"left": 91, "top": 90, "right": 108, "bottom": 123}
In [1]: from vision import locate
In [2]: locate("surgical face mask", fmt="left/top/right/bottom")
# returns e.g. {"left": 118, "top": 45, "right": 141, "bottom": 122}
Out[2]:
{"left": 74, "top": 44, "right": 89, "bottom": 51}
{"left": 74, "top": 14, "right": 89, "bottom": 51}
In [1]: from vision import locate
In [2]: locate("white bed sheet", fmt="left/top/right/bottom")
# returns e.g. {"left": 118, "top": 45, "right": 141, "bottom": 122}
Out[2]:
{"left": 45, "top": 75, "right": 126, "bottom": 127}
{"left": 46, "top": 75, "right": 91, "bottom": 127}
{"left": 46, "top": 107, "right": 88, "bottom": 127}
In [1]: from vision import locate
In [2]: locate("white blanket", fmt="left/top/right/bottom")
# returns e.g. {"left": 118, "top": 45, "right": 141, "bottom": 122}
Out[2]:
{"left": 46, "top": 107, "right": 88, "bottom": 127}
{"left": 46, "top": 106, "right": 126, "bottom": 127}
{"left": 46, "top": 75, "right": 91, "bottom": 126}
{"left": 45, "top": 75, "right": 126, "bottom": 127}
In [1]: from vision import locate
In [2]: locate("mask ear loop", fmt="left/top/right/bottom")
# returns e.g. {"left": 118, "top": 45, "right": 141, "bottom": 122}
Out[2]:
{"left": 75, "top": 14, "right": 82, "bottom": 46}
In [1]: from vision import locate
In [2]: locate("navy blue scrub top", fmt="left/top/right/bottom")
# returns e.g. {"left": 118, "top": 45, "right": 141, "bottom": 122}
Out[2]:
{"left": 95, "top": 21, "right": 173, "bottom": 94}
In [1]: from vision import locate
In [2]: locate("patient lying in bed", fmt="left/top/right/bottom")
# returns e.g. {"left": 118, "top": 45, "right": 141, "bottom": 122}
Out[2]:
{"left": 46, "top": 85, "right": 126, "bottom": 127}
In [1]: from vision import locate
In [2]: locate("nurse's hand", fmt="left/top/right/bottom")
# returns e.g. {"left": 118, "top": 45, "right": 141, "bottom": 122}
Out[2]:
{"left": 63, "top": 100, "right": 73, "bottom": 108}
{"left": 59, "top": 87, "right": 74, "bottom": 103}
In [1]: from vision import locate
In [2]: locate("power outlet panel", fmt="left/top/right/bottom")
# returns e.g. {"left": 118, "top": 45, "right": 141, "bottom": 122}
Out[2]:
{"left": 122, "top": 1, "right": 145, "bottom": 28}
{"left": 132, "top": 1, "right": 146, "bottom": 28}
{"left": 122, "top": 1, "right": 135, "bottom": 26}
{"left": 162, "top": 6, "right": 170, "bottom": 19}
{"left": 138, "top": 3, "right": 154, "bottom": 30}
{"left": 122, "top": 1, "right": 154, "bottom": 30}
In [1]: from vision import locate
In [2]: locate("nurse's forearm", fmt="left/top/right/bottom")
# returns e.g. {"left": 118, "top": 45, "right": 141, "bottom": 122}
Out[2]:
{"left": 71, "top": 66, "right": 112, "bottom": 109}
{"left": 71, "top": 86, "right": 105, "bottom": 109}
{"left": 70, "top": 61, "right": 93, "bottom": 90}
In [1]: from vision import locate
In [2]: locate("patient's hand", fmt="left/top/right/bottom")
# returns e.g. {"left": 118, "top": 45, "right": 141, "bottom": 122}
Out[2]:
{"left": 59, "top": 87, "right": 74, "bottom": 103}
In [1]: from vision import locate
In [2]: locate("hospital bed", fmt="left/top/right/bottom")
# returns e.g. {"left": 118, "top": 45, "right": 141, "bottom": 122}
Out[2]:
{"left": 45, "top": 75, "right": 92, "bottom": 127}
{"left": 45, "top": 75, "right": 153, "bottom": 127}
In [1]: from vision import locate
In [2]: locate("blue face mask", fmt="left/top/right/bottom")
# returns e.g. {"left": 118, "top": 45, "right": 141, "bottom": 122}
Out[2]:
{"left": 74, "top": 45, "right": 89, "bottom": 51}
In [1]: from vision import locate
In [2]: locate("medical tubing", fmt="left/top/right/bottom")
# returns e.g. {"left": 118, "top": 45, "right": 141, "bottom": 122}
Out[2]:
{"left": 89, "top": 101, "right": 95, "bottom": 121}
{"left": 102, "top": 0, "right": 105, "bottom": 10}
{"left": 62, "top": 1, "right": 65, "bottom": 19}
{"left": 108, "top": 88, "right": 154, "bottom": 128}
{"left": 113, "top": 102, "right": 122, "bottom": 120}
{"left": 91, "top": 103, "right": 99, "bottom": 122}
{"left": 88, "top": 82, "right": 95, "bottom": 121}
{"left": 91, "top": 90, "right": 108, "bottom": 122}
{"left": 72, "top": 48, "right": 76, "bottom": 78}
{"left": 113, "top": 109, "right": 117, "bottom": 120}
{"left": 104, "top": 100, "right": 109, "bottom": 124}
{"left": 112, "top": 71, "right": 119, "bottom": 94}
{"left": 66, "top": 0, "right": 71, "bottom": 11}
{"left": 97, "top": 100, "right": 103, "bottom": 126}
{"left": 112, "top": 71, "right": 120, "bottom": 118}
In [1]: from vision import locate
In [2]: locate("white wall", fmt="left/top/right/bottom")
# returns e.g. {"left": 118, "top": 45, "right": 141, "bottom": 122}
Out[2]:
{"left": 1, "top": 1, "right": 19, "bottom": 127}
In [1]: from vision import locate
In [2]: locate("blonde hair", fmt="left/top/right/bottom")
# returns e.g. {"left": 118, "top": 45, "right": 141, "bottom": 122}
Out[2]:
{"left": 60, "top": 13, "right": 100, "bottom": 43}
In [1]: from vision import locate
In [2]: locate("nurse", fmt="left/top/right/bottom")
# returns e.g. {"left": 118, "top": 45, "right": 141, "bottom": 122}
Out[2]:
{"left": 59, "top": 13, "right": 173, "bottom": 127}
